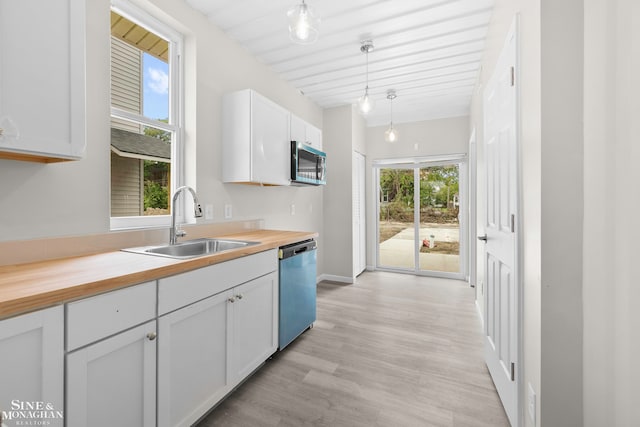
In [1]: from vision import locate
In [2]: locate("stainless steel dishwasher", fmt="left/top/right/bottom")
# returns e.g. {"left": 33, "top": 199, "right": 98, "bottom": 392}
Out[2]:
{"left": 278, "top": 239, "right": 317, "bottom": 350}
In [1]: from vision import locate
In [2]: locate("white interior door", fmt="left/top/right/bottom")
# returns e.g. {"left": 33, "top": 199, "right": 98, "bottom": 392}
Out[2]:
{"left": 482, "top": 22, "right": 520, "bottom": 426}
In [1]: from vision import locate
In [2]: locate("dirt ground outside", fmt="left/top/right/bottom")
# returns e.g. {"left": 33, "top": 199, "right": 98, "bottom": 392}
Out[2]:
{"left": 379, "top": 222, "right": 408, "bottom": 242}
{"left": 379, "top": 221, "right": 460, "bottom": 256}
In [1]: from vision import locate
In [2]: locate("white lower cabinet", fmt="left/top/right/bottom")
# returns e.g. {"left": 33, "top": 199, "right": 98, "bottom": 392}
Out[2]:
{"left": 228, "top": 272, "right": 278, "bottom": 383}
{"left": 0, "top": 306, "right": 64, "bottom": 427}
{"left": 66, "top": 321, "right": 157, "bottom": 427}
{"left": 0, "top": 250, "right": 279, "bottom": 427}
{"left": 157, "top": 250, "right": 278, "bottom": 427}
{"left": 157, "top": 291, "right": 231, "bottom": 427}
{"left": 156, "top": 272, "right": 278, "bottom": 427}
{"left": 65, "top": 281, "right": 157, "bottom": 427}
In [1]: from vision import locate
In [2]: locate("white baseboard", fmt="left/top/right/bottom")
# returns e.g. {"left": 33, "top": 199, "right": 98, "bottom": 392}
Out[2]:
{"left": 366, "top": 265, "right": 375, "bottom": 271}
{"left": 317, "top": 274, "right": 354, "bottom": 284}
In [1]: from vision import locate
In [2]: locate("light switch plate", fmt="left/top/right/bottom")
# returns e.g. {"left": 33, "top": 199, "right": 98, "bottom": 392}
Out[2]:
{"left": 224, "top": 204, "right": 232, "bottom": 219}
{"left": 205, "top": 204, "right": 214, "bottom": 220}
{"left": 290, "top": 204, "right": 295, "bottom": 215}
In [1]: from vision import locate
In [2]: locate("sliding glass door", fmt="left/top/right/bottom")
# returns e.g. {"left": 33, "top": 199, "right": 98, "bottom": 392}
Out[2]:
{"left": 376, "top": 156, "right": 467, "bottom": 279}
{"left": 417, "top": 164, "right": 461, "bottom": 274}
{"left": 378, "top": 167, "right": 416, "bottom": 270}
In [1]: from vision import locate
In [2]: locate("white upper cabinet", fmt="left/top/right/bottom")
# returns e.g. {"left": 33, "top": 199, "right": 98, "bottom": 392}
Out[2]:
{"left": 223, "top": 89, "right": 290, "bottom": 186}
{"left": 290, "top": 114, "right": 306, "bottom": 145}
{"left": 290, "top": 114, "right": 322, "bottom": 151}
{"left": 306, "top": 123, "right": 322, "bottom": 150}
{"left": 0, "top": 0, "right": 86, "bottom": 163}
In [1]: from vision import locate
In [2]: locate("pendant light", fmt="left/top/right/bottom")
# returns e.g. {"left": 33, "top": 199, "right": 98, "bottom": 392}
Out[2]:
{"left": 287, "top": 0, "right": 319, "bottom": 45}
{"left": 357, "top": 41, "right": 375, "bottom": 115}
{"left": 384, "top": 90, "right": 398, "bottom": 143}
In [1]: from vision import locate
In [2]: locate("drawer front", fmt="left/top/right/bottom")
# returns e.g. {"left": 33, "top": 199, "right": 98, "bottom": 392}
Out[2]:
{"left": 67, "top": 281, "right": 156, "bottom": 351}
{"left": 158, "top": 249, "right": 277, "bottom": 315}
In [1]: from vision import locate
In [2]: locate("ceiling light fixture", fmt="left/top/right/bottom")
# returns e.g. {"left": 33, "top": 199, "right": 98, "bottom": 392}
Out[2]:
{"left": 357, "top": 41, "right": 375, "bottom": 115}
{"left": 287, "top": 0, "right": 319, "bottom": 45}
{"left": 384, "top": 90, "right": 398, "bottom": 143}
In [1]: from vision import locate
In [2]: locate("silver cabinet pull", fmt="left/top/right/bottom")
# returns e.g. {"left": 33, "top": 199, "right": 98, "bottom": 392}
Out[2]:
{"left": 477, "top": 235, "right": 488, "bottom": 242}
{"left": 236, "top": 294, "right": 243, "bottom": 300}
{"left": 146, "top": 332, "right": 157, "bottom": 341}
{"left": 228, "top": 296, "right": 236, "bottom": 303}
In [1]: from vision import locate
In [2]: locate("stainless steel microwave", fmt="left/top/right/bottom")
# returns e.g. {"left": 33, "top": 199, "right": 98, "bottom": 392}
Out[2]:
{"left": 290, "top": 141, "right": 326, "bottom": 186}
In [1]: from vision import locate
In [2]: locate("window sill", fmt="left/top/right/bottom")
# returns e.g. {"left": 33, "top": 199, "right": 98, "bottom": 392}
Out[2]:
{"left": 110, "top": 215, "right": 171, "bottom": 231}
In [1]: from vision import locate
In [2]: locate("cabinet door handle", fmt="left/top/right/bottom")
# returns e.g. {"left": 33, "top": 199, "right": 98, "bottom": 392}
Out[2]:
{"left": 228, "top": 296, "right": 236, "bottom": 303}
{"left": 236, "top": 294, "right": 243, "bottom": 300}
{"left": 146, "top": 332, "right": 157, "bottom": 341}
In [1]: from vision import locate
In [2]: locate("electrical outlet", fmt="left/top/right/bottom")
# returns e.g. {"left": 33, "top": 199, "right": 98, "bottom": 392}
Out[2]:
{"left": 224, "top": 204, "right": 232, "bottom": 219}
{"left": 205, "top": 204, "right": 214, "bottom": 220}
{"left": 528, "top": 382, "right": 536, "bottom": 425}
{"left": 290, "top": 204, "right": 295, "bottom": 215}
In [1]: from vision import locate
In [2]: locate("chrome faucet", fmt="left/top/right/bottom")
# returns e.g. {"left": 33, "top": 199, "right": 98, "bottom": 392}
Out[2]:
{"left": 170, "top": 186, "right": 203, "bottom": 245}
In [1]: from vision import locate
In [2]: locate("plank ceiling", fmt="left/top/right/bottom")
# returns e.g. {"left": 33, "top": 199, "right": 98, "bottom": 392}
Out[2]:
{"left": 111, "top": 11, "right": 169, "bottom": 61}
{"left": 185, "top": 0, "right": 494, "bottom": 126}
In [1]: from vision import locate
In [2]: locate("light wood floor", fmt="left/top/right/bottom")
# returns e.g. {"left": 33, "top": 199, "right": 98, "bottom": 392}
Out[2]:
{"left": 198, "top": 271, "right": 510, "bottom": 427}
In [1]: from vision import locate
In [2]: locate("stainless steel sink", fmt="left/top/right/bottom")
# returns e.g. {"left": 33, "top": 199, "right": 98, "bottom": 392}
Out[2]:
{"left": 122, "top": 238, "right": 259, "bottom": 259}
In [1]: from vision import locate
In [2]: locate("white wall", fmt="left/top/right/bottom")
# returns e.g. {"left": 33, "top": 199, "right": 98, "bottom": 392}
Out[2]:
{"left": 365, "top": 116, "right": 469, "bottom": 160}
{"left": 540, "top": 1, "right": 584, "bottom": 425}
{"left": 583, "top": 0, "right": 640, "bottom": 425}
{"left": 0, "top": 0, "right": 324, "bottom": 269}
{"left": 322, "top": 105, "right": 358, "bottom": 281}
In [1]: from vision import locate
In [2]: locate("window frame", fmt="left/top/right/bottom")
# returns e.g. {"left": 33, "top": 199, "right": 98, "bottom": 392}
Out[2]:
{"left": 109, "top": 0, "right": 184, "bottom": 230}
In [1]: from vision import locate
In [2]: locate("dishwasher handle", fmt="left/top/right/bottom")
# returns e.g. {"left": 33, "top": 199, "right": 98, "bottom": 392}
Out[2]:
{"left": 279, "top": 239, "right": 317, "bottom": 260}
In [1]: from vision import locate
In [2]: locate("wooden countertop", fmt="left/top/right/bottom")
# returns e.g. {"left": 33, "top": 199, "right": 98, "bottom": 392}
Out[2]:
{"left": 0, "top": 229, "right": 317, "bottom": 319}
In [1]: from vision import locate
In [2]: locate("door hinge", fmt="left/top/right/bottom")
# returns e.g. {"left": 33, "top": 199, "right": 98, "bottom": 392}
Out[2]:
{"left": 510, "top": 66, "right": 515, "bottom": 86}
{"left": 510, "top": 214, "right": 515, "bottom": 233}
{"left": 511, "top": 362, "right": 516, "bottom": 381}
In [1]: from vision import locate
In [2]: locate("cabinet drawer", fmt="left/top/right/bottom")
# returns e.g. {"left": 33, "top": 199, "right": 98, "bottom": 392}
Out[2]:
{"left": 67, "top": 281, "right": 156, "bottom": 351}
{"left": 158, "top": 249, "right": 277, "bottom": 315}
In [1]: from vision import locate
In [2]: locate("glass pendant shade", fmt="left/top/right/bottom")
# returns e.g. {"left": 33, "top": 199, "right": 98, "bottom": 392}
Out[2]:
{"left": 287, "top": 1, "right": 319, "bottom": 44}
{"left": 384, "top": 124, "right": 398, "bottom": 143}
{"left": 384, "top": 90, "right": 398, "bottom": 143}
{"left": 358, "top": 89, "right": 374, "bottom": 115}
{"left": 356, "top": 41, "right": 375, "bottom": 115}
